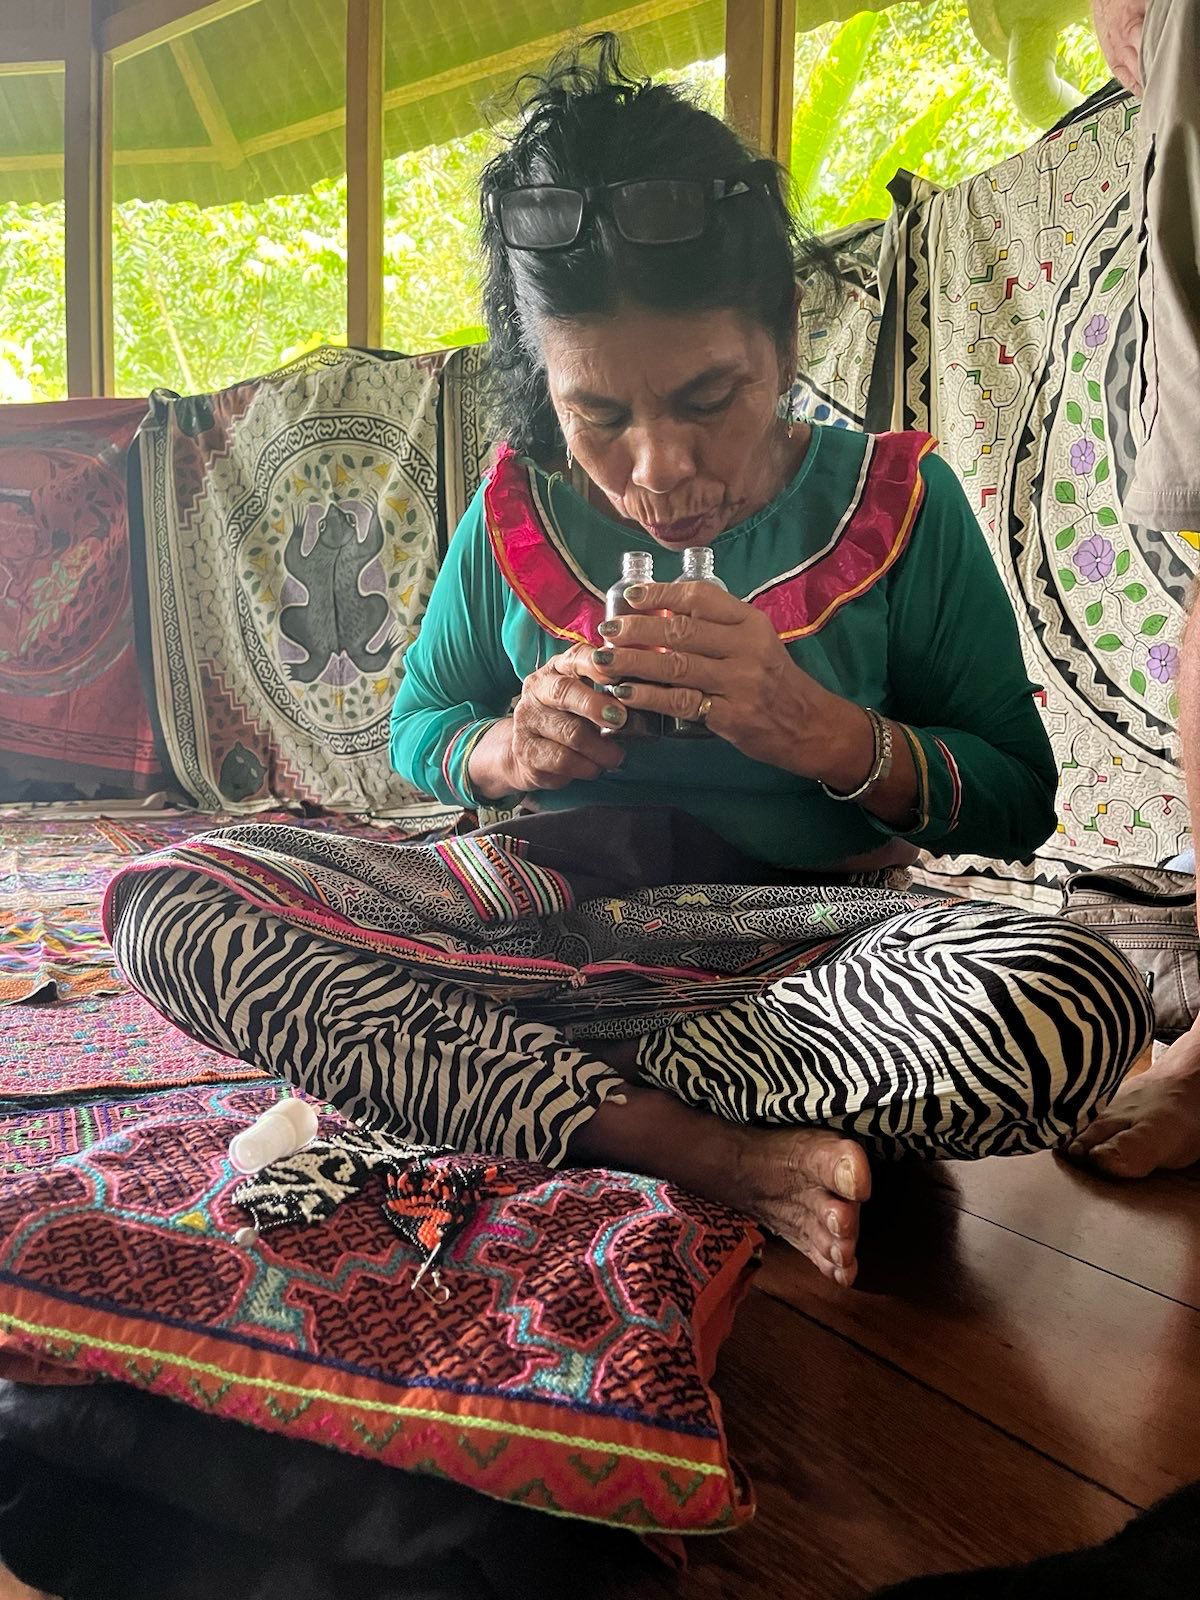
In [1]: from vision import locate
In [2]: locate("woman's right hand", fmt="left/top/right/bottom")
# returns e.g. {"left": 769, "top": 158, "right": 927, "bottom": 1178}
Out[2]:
{"left": 467, "top": 651, "right": 627, "bottom": 798}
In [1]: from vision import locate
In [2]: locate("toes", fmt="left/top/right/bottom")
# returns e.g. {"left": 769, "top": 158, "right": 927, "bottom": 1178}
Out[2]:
{"left": 1067, "top": 1113, "right": 1125, "bottom": 1157}
{"left": 804, "top": 1137, "right": 871, "bottom": 1202}
{"left": 822, "top": 1193, "right": 860, "bottom": 1248}
{"left": 1085, "top": 1127, "right": 1161, "bottom": 1179}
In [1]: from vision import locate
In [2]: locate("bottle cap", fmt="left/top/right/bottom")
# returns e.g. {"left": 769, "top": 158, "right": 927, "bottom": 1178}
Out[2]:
{"left": 228, "top": 1102, "right": 317, "bottom": 1175}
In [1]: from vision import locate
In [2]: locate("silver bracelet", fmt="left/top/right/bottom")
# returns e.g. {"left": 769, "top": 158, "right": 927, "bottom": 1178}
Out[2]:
{"left": 820, "top": 708, "right": 894, "bottom": 803}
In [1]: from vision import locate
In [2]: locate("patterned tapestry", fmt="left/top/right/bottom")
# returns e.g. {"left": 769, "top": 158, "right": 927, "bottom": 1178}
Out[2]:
{"left": 0, "top": 400, "right": 160, "bottom": 795}
{"left": 791, "top": 220, "right": 887, "bottom": 433}
{"left": 128, "top": 348, "right": 455, "bottom": 815}
{"left": 877, "top": 87, "right": 1194, "bottom": 904}
{"left": 440, "top": 342, "right": 496, "bottom": 540}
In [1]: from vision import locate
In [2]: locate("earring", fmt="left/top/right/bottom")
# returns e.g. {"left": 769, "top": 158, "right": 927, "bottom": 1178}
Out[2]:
{"left": 566, "top": 443, "right": 574, "bottom": 471}
{"left": 784, "top": 386, "right": 799, "bottom": 440}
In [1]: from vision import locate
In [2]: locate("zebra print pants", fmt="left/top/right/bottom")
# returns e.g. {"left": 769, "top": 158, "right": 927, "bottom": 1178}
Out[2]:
{"left": 109, "top": 867, "right": 1153, "bottom": 1167}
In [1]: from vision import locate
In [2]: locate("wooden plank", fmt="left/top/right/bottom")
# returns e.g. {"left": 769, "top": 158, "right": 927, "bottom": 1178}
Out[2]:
{"left": 723, "top": 0, "right": 796, "bottom": 165}
{"left": 935, "top": 1151, "right": 1200, "bottom": 1309}
{"left": 100, "top": 0, "right": 260, "bottom": 64}
{"left": 0, "top": 29, "right": 68, "bottom": 67}
{"left": 346, "top": 0, "right": 383, "bottom": 350}
{"left": 64, "top": 0, "right": 112, "bottom": 397}
{"left": 168, "top": 33, "right": 242, "bottom": 169}
{"left": 612, "top": 1291, "right": 1132, "bottom": 1599}
{"left": 757, "top": 1185, "right": 1200, "bottom": 1510}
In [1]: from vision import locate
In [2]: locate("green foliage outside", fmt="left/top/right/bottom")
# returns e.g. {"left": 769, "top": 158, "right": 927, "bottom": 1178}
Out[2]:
{"left": 0, "top": 1, "right": 1111, "bottom": 405}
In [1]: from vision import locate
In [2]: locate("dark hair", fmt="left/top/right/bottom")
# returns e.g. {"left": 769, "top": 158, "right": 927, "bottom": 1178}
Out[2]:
{"left": 479, "top": 34, "right": 836, "bottom": 463}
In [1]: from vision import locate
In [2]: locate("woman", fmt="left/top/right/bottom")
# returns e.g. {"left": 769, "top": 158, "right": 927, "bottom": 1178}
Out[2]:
{"left": 107, "top": 40, "right": 1151, "bottom": 1288}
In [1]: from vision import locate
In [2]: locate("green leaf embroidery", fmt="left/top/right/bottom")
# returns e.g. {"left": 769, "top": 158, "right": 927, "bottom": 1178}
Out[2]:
{"left": 1095, "top": 456, "right": 1110, "bottom": 484}
{"left": 1130, "top": 668, "right": 1147, "bottom": 695}
{"left": 1170, "top": 692, "right": 1181, "bottom": 720}
{"left": 1098, "top": 507, "right": 1120, "bottom": 528}
{"left": 1101, "top": 266, "right": 1127, "bottom": 293}
{"left": 1066, "top": 401, "right": 1083, "bottom": 424}
{"left": 1054, "top": 525, "right": 1077, "bottom": 550}
{"left": 1085, "top": 600, "right": 1104, "bottom": 626}
{"left": 1091, "top": 417, "right": 1105, "bottom": 441}
{"left": 1123, "top": 582, "right": 1148, "bottom": 602}
{"left": 1058, "top": 567, "right": 1077, "bottom": 592}
{"left": 1054, "top": 481, "right": 1077, "bottom": 505}
{"left": 1087, "top": 380, "right": 1102, "bottom": 403}
{"left": 1071, "top": 351, "right": 1087, "bottom": 372}
{"left": 1094, "top": 634, "right": 1123, "bottom": 652}
{"left": 1140, "top": 614, "right": 1168, "bottom": 637}
{"left": 1114, "top": 547, "right": 1130, "bottom": 573}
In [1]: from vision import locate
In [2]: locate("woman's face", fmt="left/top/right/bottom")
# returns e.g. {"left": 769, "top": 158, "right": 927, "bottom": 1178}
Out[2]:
{"left": 540, "top": 306, "right": 793, "bottom": 549}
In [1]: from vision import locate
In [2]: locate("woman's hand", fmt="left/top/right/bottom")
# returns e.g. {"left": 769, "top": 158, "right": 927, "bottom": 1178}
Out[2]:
{"left": 466, "top": 651, "right": 628, "bottom": 798}
{"left": 590, "top": 580, "right": 875, "bottom": 787}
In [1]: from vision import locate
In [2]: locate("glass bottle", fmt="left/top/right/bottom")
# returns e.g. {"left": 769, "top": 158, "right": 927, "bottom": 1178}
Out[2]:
{"left": 668, "top": 547, "right": 727, "bottom": 738}
{"left": 600, "top": 550, "right": 661, "bottom": 740}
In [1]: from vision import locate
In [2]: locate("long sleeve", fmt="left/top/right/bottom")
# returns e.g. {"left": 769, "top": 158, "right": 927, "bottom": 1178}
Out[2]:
{"left": 390, "top": 485, "right": 522, "bottom": 805}
{"left": 876, "top": 453, "right": 1058, "bottom": 860}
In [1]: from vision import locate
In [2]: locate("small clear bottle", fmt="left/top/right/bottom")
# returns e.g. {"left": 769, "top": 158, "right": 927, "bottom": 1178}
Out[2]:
{"left": 600, "top": 550, "right": 661, "bottom": 740}
{"left": 668, "top": 547, "right": 727, "bottom": 739}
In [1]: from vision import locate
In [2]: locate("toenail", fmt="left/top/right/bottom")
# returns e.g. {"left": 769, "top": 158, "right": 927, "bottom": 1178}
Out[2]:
{"left": 827, "top": 1212, "right": 841, "bottom": 1235}
{"left": 835, "top": 1157, "right": 856, "bottom": 1195}
{"left": 830, "top": 1245, "right": 843, "bottom": 1268}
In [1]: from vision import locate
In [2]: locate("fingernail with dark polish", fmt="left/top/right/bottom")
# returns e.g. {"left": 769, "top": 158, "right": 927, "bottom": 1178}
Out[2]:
{"left": 592, "top": 649, "right": 615, "bottom": 667}
{"left": 622, "top": 584, "right": 647, "bottom": 605}
{"left": 610, "top": 683, "right": 635, "bottom": 701}
{"left": 597, "top": 620, "right": 620, "bottom": 638}
{"left": 601, "top": 704, "right": 625, "bottom": 727}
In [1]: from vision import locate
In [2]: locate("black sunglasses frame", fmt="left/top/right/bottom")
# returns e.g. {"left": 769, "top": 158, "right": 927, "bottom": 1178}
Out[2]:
{"left": 489, "top": 160, "right": 776, "bottom": 251}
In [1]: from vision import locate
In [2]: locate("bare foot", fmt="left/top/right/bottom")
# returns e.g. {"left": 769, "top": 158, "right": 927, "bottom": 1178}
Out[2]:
{"left": 1066, "top": 1026, "right": 1200, "bottom": 1178}
{"left": 571, "top": 1082, "right": 870, "bottom": 1286}
{"left": 731, "top": 1123, "right": 871, "bottom": 1287}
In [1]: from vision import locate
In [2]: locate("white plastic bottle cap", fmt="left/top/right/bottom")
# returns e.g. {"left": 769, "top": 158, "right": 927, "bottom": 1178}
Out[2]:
{"left": 229, "top": 1112, "right": 300, "bottom": 1175}
{"left": 262, "top": 1097, "right": 319, "bottom": 1145}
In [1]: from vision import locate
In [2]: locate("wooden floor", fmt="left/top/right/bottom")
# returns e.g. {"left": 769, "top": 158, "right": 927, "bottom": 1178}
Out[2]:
{"left": 630, "top": 1150, "right": 1200, "bottom": 1599}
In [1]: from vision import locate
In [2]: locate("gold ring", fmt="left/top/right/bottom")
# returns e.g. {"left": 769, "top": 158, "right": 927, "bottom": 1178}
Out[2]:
{"left": 696, "top": 695, "right": 714, "bottom": 724}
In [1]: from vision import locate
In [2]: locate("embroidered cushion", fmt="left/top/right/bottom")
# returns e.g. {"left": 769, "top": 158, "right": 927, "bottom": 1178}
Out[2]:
{"left": 0, "top": 1080, "right": 759, "bottom": 1534}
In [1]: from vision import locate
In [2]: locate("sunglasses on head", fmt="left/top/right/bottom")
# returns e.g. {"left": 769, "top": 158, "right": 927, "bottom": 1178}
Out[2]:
{"left": 489, "top": 160, "right": 775, "bottom": 250}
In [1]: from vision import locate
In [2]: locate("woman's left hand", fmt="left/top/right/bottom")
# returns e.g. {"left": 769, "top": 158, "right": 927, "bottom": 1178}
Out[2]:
{"left": 589, "top": 580, "right": 874, "bottom": 786}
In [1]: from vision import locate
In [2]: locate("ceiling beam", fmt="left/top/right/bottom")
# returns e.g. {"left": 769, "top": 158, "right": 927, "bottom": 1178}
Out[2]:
{"left": 0, "top": 27, "right": 68, "bottom": 65}
{"left": 243, "top": 0, "right": 704, "bottom": 160}
{"left": 100, "top": 0, "right": 261, "bottom": 64}
{"left": 168, "top": 33, "right": 243, "bottom": 168}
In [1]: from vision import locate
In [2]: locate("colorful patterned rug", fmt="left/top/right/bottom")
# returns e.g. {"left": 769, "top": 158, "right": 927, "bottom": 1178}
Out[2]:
{"left": 0, "top": 399, "right": 160, "bottom": 794}
{"left": 0, "top": 805, "right": 460, "bottom": 1005}
{"left": 870, "top": 87, "right": 1193, "bottom": 905}
{"left": 127, "top": 348, "right": 456, "bottom": 815}
{"left": 0, "top": 990, "right": 257, "bottom": 1105}
{"left": 0, "top": 1079, "right": 759, "bottom": 1534}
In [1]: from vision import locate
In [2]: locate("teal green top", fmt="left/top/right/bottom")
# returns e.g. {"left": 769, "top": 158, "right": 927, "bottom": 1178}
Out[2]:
{"left": 391, "top": 426, "right": 1056, "bottom": 869}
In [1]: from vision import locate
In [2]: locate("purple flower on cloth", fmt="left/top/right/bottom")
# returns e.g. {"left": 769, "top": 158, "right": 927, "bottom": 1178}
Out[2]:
{"left": 1084, "top": 314, "right": 1109, "bottom": 349}
{"left": 1071, "top": 438, "right": 1097, "bottom": 475}
{"left": 1074, "top": 534, "right": 1115, "bottom": 582}
{"left": 1148, "top": 642, "right": 1180, "bottom": 682}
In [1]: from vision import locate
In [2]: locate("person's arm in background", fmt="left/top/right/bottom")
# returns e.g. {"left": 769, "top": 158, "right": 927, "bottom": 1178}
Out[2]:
{"left": 1092, "top": 0, "right": 1146, "bottom": 91}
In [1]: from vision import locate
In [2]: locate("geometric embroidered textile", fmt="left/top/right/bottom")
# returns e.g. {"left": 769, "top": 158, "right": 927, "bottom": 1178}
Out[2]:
{"left": 0, "top": 1081, "right": 760, "bottom": 1533}
{"left": 127, "top": 347, "right": 454, "bottom": 814}
{"left": 0, "top": 399, "right": 160, "bottom": 794}
{"left": 876, "top": 87, "right": 1193, "bottom": 904}
{"left": 791, "top": 220, "right": 887, "bottom": 434}
{"left": 0, "top": 989, "right": 253, "bottom": 1101}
